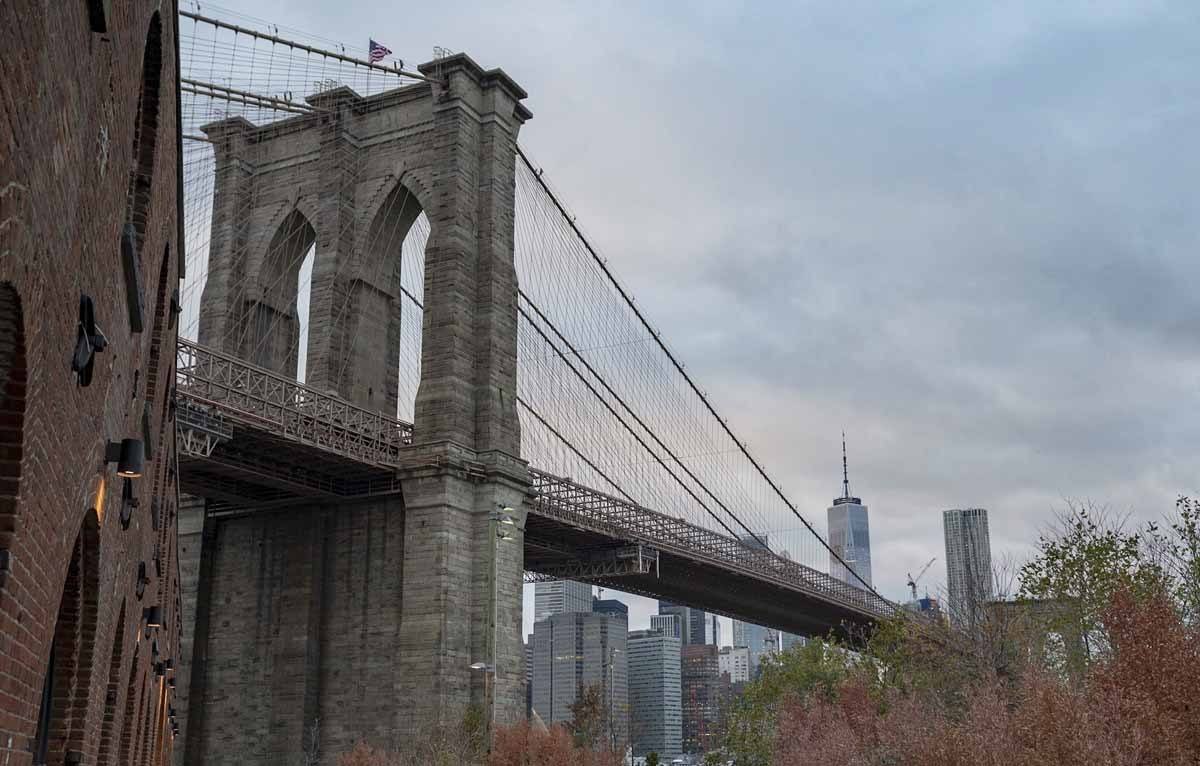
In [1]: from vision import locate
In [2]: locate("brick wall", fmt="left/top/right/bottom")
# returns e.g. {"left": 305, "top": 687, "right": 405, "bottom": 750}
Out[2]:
{"left": 0, "top": 1, "right": 183, "bottom": 764}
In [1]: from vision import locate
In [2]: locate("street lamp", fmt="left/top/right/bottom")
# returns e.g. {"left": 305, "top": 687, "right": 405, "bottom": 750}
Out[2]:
{"left": 607, "top": 646, "right": 624, "bottom": 754}
{"left": 486, "top": 505, "right": 522, "bottom": 737}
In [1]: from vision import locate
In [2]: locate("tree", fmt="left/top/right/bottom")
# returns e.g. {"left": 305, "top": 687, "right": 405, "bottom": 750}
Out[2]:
{"left": 568, "top": 683, "right": 607, "bottom": 750}
{"left": 335, "top": 708, "right": 486, "bottom": 766}
{"left": 490, "top": 720, "right": 579, "bottom": 766}
{"left": 644, "top": 752, "right": 660, "bottom": 766}
{"left": 1145, "top": 496, "right": 1200, "bottom": 624}
{"left": 760, "top": 498, "right": 1200, "bottom": 765}
{"left": 336, "top": 742, "right": 388, "bottom": 766}
{"left": 1019, "top": 502, "right": 1169, "bottom": 676}
{"left": 721, "top": 639, "right": 853, "bottom": 766}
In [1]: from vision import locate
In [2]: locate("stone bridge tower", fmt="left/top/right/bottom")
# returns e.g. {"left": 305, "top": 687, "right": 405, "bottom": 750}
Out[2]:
{"left": 180, "top": 54, "right": 531, "bottom": 764}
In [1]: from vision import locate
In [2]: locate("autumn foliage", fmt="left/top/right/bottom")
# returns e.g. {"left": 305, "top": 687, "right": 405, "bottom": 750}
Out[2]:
{"left": 770, "top": 584, "right": 1200, "bottom": 765}
{"left": 336, "top": 720, "right": 622, "bottom": 766}
{"left": 489, "top": 720, "right": 621, "bottom": 766}
{"left": 714, "top": 500, "right": 1200, "bottom": 766}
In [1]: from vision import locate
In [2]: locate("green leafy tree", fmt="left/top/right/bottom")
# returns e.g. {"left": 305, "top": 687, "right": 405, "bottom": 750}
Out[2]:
{"left": 645, "top": 752, "right": 660, "bottom": 766}
{"left": 1018, "top": 502, "right": 1167, "bottom": 676}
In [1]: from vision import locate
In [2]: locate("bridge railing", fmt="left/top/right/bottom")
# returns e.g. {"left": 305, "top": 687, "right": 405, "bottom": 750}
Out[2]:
{"left": 175, "top": 338, "right": 412, "bottom": 466}
{"left": 529, "top": 469, "right": 895, "bottom": 619}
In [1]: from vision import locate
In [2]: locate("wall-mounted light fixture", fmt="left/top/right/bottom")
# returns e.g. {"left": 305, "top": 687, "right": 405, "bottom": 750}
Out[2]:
{"left": 105, "top": 439, "right": 144, "bottom": 478}
{"left": 135, "top": 562, "right": 149, "bottom": 600}
{"left": 71, "top": 295, "right": 108, "bottom": 387}
{"left": 119, "top": 479, "right": 138, "bottom": 531}
{"left": 143, "top": 605, "right": 163, "bottom": 639}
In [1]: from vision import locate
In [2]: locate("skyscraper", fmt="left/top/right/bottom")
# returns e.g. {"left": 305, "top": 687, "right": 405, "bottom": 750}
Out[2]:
{"left": 688, "top": 607, "right": 714, "bottom": 646}
{"left": 680, "top": 645, "right": 722, "bottom": 755}
{"left": 656, "top": 601, "right": 714, "bottom": 645}
{"left": 651, "top": 613, "right": 682, "bottom": 640}
{"left": 525, "top": 635, "right": 533, "bottom": 718}
{"left": 731, "top": 620, "right": 779, "bottom": 676}
{"left": 718, "top": 646, "right": 750, "bottom": 684}
{"left": 533, "top": 580, "right": 592, "bottom": 621}
{"left": 943, "top": 508, "right": 993, "bottom": 625}
{"left": 628, "top": 629, "right": 683, "bottom": 760}
{"left": 532, "top": 611, "right": 629, "bottom": 745}
{"left": 827, "top": 434, "right": 873, "bottom": 588}
{"left": 780, "top": 633, "right": 807, "bottom": 652}
{"left": 593, "top": 595, "right": 629, "bottom": 618}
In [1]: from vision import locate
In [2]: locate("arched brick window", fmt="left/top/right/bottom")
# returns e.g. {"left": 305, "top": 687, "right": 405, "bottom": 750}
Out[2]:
{"left": 126, "top": 13, "right": 163, "bottom": 253}
{"left": 31, "top": 515, "right": 100, "bottom": 764}
{"left": 0, "top": 282, "right": 25, "bottom": 573}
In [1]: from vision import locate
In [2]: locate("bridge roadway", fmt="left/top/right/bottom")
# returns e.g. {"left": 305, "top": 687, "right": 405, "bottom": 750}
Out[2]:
{"left": 174, "top": 338, "right": 894, "bottom": 638}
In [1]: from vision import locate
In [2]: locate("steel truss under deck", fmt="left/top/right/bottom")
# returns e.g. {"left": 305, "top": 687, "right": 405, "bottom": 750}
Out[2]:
{"left": 528, "top": 469, "right": 893, "bottom": 619}
{"left": 176, "top": 337, "right": 412, "bottom": 465}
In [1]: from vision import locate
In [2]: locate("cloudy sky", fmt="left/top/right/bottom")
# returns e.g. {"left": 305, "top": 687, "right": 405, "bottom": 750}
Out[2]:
{"left": 209, "top": 0, "right": 1200, "bottom": 638}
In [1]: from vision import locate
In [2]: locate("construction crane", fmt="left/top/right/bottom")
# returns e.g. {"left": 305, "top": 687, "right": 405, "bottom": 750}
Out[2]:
{"left": 906, "top": 558, "right": 936, "bottom": 601}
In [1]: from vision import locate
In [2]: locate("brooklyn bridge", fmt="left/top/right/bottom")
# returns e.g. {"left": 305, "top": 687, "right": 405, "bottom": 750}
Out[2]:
{"left": 170, "top": 9, "right": 892, "bottom": 763}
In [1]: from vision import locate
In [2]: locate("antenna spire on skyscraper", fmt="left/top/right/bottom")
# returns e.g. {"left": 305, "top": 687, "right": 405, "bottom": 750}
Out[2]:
{"left": 842, "top": 431, "right": 851, "bottom": 499}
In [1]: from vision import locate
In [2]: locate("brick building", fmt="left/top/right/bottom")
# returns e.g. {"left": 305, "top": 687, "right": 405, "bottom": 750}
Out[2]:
{"left": 0, "top": 1, "right": 183, "bottom": 764}
{"left": 680, "top": 644, "right": 722, "bottom": 755}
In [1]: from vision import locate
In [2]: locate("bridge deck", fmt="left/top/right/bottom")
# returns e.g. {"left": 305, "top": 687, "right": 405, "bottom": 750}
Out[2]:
{"left": 175, "top": 338, "right": 894, "bottom": 634}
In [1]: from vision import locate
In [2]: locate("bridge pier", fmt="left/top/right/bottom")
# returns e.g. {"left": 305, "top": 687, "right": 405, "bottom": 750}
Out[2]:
{"left": 179, "top": 498, "right": 408, "bottom": 765}
{"left": 179, "top": 53, "right": 531, "bottom": 765}
{"left": 396, "top": 449, "right": 529, "bottom": 736}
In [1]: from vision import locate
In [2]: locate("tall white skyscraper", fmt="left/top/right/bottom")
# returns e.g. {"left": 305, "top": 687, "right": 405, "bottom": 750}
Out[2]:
{"left": 827, "top": 434, "right": 873, "bottom": 588}
{"left": 718, "top": 646, "right": 751, "bottom": 684}
{"left": 943, "top": 508, "right": 993, "bottom": 625}
{"left": 533, "top": 580, "right": 592, "bottom": 622}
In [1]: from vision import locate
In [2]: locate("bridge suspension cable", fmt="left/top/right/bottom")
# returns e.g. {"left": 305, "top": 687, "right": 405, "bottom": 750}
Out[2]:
{"left": 513, "top": 147, "right": 883, "bottom": 600}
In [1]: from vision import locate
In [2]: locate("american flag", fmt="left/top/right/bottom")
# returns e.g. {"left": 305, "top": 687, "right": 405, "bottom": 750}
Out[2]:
{"left": 368, "top": 39, "right": 392, "bottom": 63}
